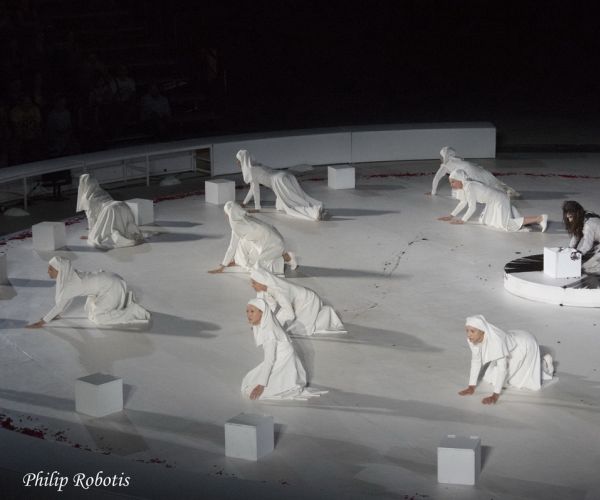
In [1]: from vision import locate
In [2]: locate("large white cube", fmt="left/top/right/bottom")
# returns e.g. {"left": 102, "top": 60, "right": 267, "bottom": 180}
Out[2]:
{"left": 328, "top": 165, "right": 355, "bottom": 189}
{"left": 543, "top": 247, "right": 581, "bottom": 279}
{"left": 32, "top": 222, "right": 66, "bottom": 251}
{"left": 438, "top": 434, "right": 481, "bottom": 485}
{"left": 0, "top": 252, "right": 7, "bottom": 285}
{"left": 205, "top": 179, "right": 236, "bottom": 205}
{"left": 125, "top": 198, "right": 154, "bottom": 225}
{"left": 75, "top": 373, "right": 123, "bottom": 417}
{"left": 225, "top": 413, "right": 274, "bottom": 461}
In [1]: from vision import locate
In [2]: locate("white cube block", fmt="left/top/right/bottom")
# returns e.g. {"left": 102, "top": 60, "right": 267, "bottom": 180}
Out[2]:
{"left": 438, "top": 435, "right": 481, "bottom": 485}
{"left": 543, "top": 247, "right": 581, "bottom": 279}
{"left": 225, "top": 413, "right": 274, "bottom": 461}
{"left": 273, "top": 257, "right": 284, "bottom": 276}
{"left": 0, "top": 253, "right": 7, "bottom": 285}
{"left": 328, "top": 165, "right": 355, "bottom": 190}
{"left": 205, "top": 179, "right": 236, "bottom": 205}
{"left": 32, "top": 222, "right": 66, "bottom": 251}
{"left": 125, "top": 198, "right": 154, "bottom": 225}
{"left": 75, "top": 373, "right": 123, "bottom": 417}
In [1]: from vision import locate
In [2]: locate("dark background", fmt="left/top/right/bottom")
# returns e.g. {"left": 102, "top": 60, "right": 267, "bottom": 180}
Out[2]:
{"left": 2, "top": 0, "right": 599, "bottom": 167}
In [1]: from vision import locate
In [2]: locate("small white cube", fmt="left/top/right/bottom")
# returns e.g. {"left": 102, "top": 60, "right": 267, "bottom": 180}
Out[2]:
{"left": 32, "top": 222, "right": 66, "bottom": 251}
{"left": 205, "top": 179, "right": 236, "bottom": 205}
{"left": 125, "top": 198, "right": 154, "bottom": 225}
{"left": 328, "top": 165, "right": 355, "bottom": 190}
{"left": 75, "top": 373, "right": 123, "bottom": 417}
{"left": 225, "top": 413, "right": 274, "bottom": 461}
{"left": 438, "top": 434, "right": 481, "bottom": 485}
{"left": 272, "top": 257, "right": 284, "bottom": 276}
{"left": 0, "top": 252, "right": 7, "bottom": 285}
{"left": 543, "top": 247, "right": 581, "bottom": 279}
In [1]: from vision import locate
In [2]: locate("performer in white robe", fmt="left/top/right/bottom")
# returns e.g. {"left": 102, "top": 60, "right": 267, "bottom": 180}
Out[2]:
{"left": 242, "top": 298, "right": 324, "bottom": 400}
{"left": 438, "top": 170, "right": 547, "bottom": 232}
{"left": 237, "top": 149, "right": 325, "bottom": 221}
{"left": 458, "top": 315, "right": 554, "bottom": 404}
{"left": 77, "top": 174, "right": 144, "bottom": 248}
{"left": 563, "top": 200, "right": 600, "bottom": 273}
{"left": 209, "top": 202, "right": 298, "bottom": 273}
{"left": 26, "top": 257, "right": 150, "bottom": 328}
{"left": 430, "top": 146, "right": 519, "bottom": 198}
{"left": 250, "top": 268, "right": 346, "bottom": 336}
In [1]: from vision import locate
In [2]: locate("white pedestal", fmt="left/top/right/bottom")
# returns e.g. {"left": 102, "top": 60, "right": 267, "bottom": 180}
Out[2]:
{"left": 32, "top": 222, "right": 66, "bottom": 251}
{"left": 543, "top": 247, "right": 581, "bottom": 279}
{"left": 205, "top": 179, "right": 236, "bottom": 205}
{"left": 273, "top": 257, "right": 284, "bottom": 276}
{"left": 438, "top": 434, "right": 481, "bottom": 485}
{"left": 225, "top": 413, "right": 274, "bottom": 461}
{"left": 0, "top": 253, "right": 7, "bottom": 285}
{"left": 75, "top": 373, "right": 123, "bottom": 417}
{"left": 327, "top": 166, "right": 355, "bottom": 190}
{"left": 125, "top": 198, "right": 154, "bottom": 225}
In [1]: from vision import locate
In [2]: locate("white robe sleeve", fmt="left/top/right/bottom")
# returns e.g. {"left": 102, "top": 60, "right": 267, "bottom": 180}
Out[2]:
{"left": 569, "top": 234, "right": 578, "bottom": 249}
{"left": 222, "top": 231, "right": 240, "bottom": 266}
{"left": 256, "top": 340, "right": 277, "bottom": 387}
{"left": 577, "top": 223, "right": 595, "bottom": 254}
{"left": 42, "top": 285, "right": 80, "bottom": 323}
{"left": 468, "top": 343, "right": 483, "bottom": 386}
{"left": 453, "top": 187, "right": 477, "bottom": 222}
{"left": 243, "top": 181, "right": 261, "bottom": 209}
{"left": 271, "top": 289, "right": 295, "bottom": 326}
{"left": 492, "top": 357, "right": 508, "bottom": 394}
{"left": 431, "top": 165, "right": 449, "bottom": 196}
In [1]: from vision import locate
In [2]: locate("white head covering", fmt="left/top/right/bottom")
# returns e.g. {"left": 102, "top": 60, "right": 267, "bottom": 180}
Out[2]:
{"left": 76, "top": 174, "right": 99, "bottom": 212}
{"left": 236, "top": 150, "right": 253, "bottom": 184}
{"left": 248, "top": 297, "right": 289, "bottom": 346}
{"left": 224, "top": 201, "right": 246, "bottom": 221}
{"left": 440, "top": 146, "right": 457, "bottom": 165}
{"left": 49, "top": 256, "right": 81, "bottom": 305}
{"left": 449, "top": 169, "right": 469, "bottom": 183}
{"left": 250, "top": 267, "right": 281, "bottom": 291}
{"left": 465, "top": 314, "right": 516, "bottom": 362}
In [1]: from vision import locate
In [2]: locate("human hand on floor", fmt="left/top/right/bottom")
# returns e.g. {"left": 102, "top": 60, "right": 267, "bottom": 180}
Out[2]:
{"left": 26, "top": 320, "right": 46, "bottom": 329}
{"left": 458, "top": 385, "right": 476, "bottom": 396}
{"left": 482, "top": 393, "right": 499, "bottom": 405}
{"left": 250, "top": 385, "right": 265, "bottom": 400}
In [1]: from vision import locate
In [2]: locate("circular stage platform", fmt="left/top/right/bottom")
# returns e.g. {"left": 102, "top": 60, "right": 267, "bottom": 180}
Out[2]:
{"left": 504, "top": 254, "right": 600, "bottom": 307}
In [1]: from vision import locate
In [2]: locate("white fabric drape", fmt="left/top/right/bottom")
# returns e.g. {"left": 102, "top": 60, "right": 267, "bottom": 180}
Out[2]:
{"left": 465, "top": 315, "right": 547, "bottom": 394}
{"left": 77, "top": 174, "right": 143, "bottom": 248}
{"left": 241, "top": 298, "right": 308, "bottom": 400}
{"left": 251, "top": 268, "right": 346, "bottom": 336}
{"left": 44, "top": 259, "right": 150, "bottom": 325}
{"left": 222, "top": 202, "right": 285, "bottom": 272}
{"left": 432, "top": 146, "right": 518, "bottom": 197}
{"left": 450, "top": 170, "right": 524, "bottom": 231}
{"left": 238, "top": 150, "right": 323, "bottom": 221}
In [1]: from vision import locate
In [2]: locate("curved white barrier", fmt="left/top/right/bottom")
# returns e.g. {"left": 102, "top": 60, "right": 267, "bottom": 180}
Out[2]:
{"left": 0, "top": 122, "right": 495, "bottom": 208}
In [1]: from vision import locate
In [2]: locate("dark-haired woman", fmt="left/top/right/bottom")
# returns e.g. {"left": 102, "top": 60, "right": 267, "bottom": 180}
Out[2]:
{"left": 563, "top": 200, "right": 600, "bottom": 273}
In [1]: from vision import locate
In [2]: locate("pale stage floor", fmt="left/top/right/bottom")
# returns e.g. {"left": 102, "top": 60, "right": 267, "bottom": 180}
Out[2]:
{"left": 1, "top": 154, "right": 599, "bottom": 500}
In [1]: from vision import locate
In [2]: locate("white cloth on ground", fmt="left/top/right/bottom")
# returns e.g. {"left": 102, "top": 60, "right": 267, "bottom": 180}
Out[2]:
{"left": 449, "top": 170, "right": 524, "bottom": 231}
{"left": 251, "top": 268, "right": 346, "bottom": 336}
{"left": 222, "top": 202, "right": 285, "bottom": 272}
{"left": 432, "top": 146, "right": 517, "bottom": 196}
{"left": 465, "top": 315, "right": 550, "bottom": 394}
{"left": 44, "top": 257, "right": 150, "bottom": 325}
{"left": 237, "top": 149, "right": 323, "bottom": 221}
{"left": 242, "top": 298, "right": 323, "bottom": 400}
{"left": 76, "top": 174, "right": 143, "bottom": 248}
